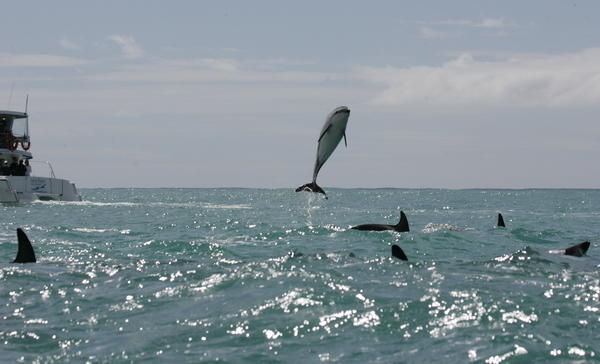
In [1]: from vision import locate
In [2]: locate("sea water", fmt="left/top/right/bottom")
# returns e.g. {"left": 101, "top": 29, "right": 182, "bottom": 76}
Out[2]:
{"left": 0, "top": 188, "right": 598, "bottom": 363}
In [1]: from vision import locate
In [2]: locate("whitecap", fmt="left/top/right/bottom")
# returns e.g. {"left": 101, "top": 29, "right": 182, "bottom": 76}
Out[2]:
{"left": 422, "top": 223, "right": 475, "bottom": 233}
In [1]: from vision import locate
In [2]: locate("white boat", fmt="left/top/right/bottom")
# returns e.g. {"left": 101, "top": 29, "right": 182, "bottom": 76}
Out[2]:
{"left": 0, "top": 110, "right": 81, "bottom": 202}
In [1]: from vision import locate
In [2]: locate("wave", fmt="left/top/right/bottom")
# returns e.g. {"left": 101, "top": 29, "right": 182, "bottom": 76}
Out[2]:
{"left": 32, "top": 200, "right": 251, "bottom": 209}
{"left": 422, "top": 223, "right": 476, "bottom": 233}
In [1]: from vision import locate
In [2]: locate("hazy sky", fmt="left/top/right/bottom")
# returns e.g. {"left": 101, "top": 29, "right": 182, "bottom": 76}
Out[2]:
{"left": 1, "top": 1, "right": 599, "bottom": 188}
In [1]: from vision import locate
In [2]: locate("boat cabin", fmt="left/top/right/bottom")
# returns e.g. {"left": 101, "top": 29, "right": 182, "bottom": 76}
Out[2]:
{"left": 0, "top": 111, "right": 32, "bottom": 176}
{"left": 0, "top": 111, "right": 30, "bottom": 150}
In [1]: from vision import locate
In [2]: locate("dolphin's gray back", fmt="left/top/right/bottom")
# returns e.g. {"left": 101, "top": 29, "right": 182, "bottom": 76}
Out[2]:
{"left": 312, "top": 106, "right": 350, "bottom": 181}
{"left": 351, "top": 224, "right": 394, "bottom": 231}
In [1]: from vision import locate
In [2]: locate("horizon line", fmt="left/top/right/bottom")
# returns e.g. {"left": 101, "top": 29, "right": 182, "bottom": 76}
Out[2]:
{"left": 77, "top": 186, "right": 600, "bottom": 191}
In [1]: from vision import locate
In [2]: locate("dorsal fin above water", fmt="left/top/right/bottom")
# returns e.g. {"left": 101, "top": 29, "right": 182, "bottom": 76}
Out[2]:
{"left": 564, "top": 241, "right": 590, "bottom": 257}
{"left": 396, "top": 211, "right": 409, "bottom": 232}
{"left": 497, "top": 213, "right": 506, "bottom": 228}
{"left": 13, "top": 228, "right": 36, "bottom": 263}
{"left": 391, "top": 244, "right": 408, "bottom": 261}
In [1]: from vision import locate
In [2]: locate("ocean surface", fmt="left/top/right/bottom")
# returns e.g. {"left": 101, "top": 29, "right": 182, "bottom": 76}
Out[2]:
{"left": 1, "top": 188, "right": 599, "bottom": 363}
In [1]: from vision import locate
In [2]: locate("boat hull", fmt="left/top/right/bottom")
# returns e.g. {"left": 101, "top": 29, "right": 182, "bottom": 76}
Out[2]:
{"left": 0, "top": 176, "right": 81, "bottom": 202}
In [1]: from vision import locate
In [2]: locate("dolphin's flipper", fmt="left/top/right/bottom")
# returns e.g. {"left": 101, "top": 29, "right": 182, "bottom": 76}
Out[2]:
{"left": 343, "top": 132, "right": 347, "bottom": 147}
{"left": 497, "top": 213, "right": 506, "bottom": 227}
{"left": 564, "top": 241, "right": 590, "bottom": 257}
{"left": 295, "top": 182, "right": 328, "bottom": 199}
{"left": 318, "top": 124, "right": 331, "bottom": 143}
{"left": 391, "top": 244, "right": 408, "bottom": 261}
{"left": 396, "top": 211, "right": 410, "bottom": 232}
{"left": 13, "top": 228, "right": 36, "bottom": 263}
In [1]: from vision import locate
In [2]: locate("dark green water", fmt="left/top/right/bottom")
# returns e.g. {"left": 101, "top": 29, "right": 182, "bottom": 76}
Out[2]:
{"left": 1, "top": 189, "right": 598, "bottom": 363}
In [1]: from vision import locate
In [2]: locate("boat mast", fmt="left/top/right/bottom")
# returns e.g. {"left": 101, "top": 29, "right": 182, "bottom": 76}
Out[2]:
{"left": 24, "top": 95, "right": 29, "bottom": 140}
{"left": 7, "top": 82, "right": 15, "bottom": 109}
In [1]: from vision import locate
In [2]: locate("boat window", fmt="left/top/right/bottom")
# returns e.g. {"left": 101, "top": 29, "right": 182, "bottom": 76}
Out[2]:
{"left": 11, "top": 117, "right": 29, "bottom": 138}
{"left": 0, "top": 117, "right": 10, "bottom": 133}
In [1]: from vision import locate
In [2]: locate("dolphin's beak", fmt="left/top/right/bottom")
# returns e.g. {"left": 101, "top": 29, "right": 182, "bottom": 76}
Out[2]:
{"left": 333, "top": 108, "right": 350, "bottom": 116}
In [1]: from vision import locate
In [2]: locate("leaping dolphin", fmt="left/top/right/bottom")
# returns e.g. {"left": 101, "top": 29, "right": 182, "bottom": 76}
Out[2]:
{"left": 351, "top": 211, "right": 410, "bottom": 232}
{"left": 296, "top": 106, "right": 350, "bottom": 198}
{"left": 549, "top": 241, "right": 590, "bottom": 257}
{"left": 13, "top": 228, "right": 36, "bottom": 263}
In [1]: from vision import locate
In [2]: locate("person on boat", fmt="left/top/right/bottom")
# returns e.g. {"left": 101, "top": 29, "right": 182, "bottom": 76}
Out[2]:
{"left": 25, "top": 160, "right": 31, "bottom": 176}
{"left": 0, "top": 161, "right": 8, "bottom": 176}
{"left": 9, "top": 159, "right": 18, "bottom": 176}
{"left": 17, "top": 160, "right": 26, "bottom": 176}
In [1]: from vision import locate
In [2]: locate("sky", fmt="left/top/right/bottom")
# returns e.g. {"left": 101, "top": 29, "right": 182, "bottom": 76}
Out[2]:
{"left": 1, "top": 0, "right": 599, "bottom": 188}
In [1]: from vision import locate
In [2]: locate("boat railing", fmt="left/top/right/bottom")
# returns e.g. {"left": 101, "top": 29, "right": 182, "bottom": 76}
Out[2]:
{"left": 0, "top": 132, "right": 29, "bottom": 150}
{"left": 30, "top": 160, "right": 56, "bottom": 179}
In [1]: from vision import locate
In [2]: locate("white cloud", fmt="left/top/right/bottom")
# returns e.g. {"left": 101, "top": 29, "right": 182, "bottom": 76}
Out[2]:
{"left": 59, "top": 38, "right": 80, "bottom": 50}
{"left": 0, "top": 53, "right": 88, "bottom": 67}
{"left": 359, "top": 48, "right": 600, "bottom": 110}
{"left": 417, "top": 18, "right": 509, "bottom": 38}
{"left": 420, "top": 17, "right": 506, "bottom": 29}
{"left": 84, "top": 57, "right": 340, "bottom": 84}
{"left": 164, "top": 58, "right": 239, "bottom": 72}
{"left": 478, "top": 18, "right": 505, "bottom": 28}
{"left": 109, "top": 35, "right": 145, "bottom": 59}
{"left": 419, "top": 26, "right": 455, "bottom": 39}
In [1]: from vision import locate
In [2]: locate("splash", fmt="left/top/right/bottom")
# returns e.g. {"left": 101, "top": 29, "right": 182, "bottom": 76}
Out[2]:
{"left": 304, "top": 193, "right": 317, "bottom": 225}
{"left": 422, "top": 223, "right": 475, "bottom": 233}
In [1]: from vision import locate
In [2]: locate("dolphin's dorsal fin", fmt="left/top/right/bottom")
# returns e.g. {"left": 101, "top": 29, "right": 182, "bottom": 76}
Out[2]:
{"left": 564, "top": 241, "right": 590, "bottom": 257}
{"left": 343, "top": 132, "right": 347, "bottom": 147}
{"left": 391, "top": 244, "right": 408, "bottom": 261}
{"left": 318, "top": 124, "right": 331, "bottom": 142}
{"left": 396, "top": 211, "right": 410, "bottom": 232}
{"left": 13, "top": 228, "right": 36, "bottom": 263}
{"left": 497, "top": 213, "right": 506, "bottom": 227}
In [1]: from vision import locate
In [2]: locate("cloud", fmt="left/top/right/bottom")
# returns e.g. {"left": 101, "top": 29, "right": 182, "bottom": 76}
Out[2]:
{"left": 0, "top": 53, "right": 88, "bottom": 67}
{"left": 417, "top": 17, "right": 509, "bottom": 38}
{"left": 109, "top": 35, "right": 145, "bottom": 59}
{"left": 84, "top": 57, "right": 340, "bottom": 84}
{"left": 59, "top": 38, "right": 80, "bottom": 50}
{"left": 420, "top": 17, "right": 506, "bottom": 29}
{"left": 419, "top": 26, "right": 456, "bottom": 39}
{"left": 164, "top": 58, "right": 239, "bottom": 72}
{"left": 23, "top": 54, "right": 366, "bottom": 121}
{"left": 359, "top": 48, "right": 600, "bottom": 110}
{"left": 222, "top": 47, "right": 242, "bottom": 53}
{"left": 478, "top": 18, "right": 505, "bottom": 28}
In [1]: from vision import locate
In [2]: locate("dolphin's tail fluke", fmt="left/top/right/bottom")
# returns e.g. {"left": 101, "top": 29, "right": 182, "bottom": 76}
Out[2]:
{"left": 497, "top": 213, "right": 506, "bottom": 227}
{"left": 391, "top": 244, "right": 408, "bottom": 261}
{"left": 295, "top": 182, "right": 327, "bottom": 199}
{"left": 564, "top": 241, "right": 590, "bottom": 257}
{"left": 13, "top": 228, "right": 36, "bottom": 263}
{"left": 396, "top": 211, "right": 409, "bottom": 232}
